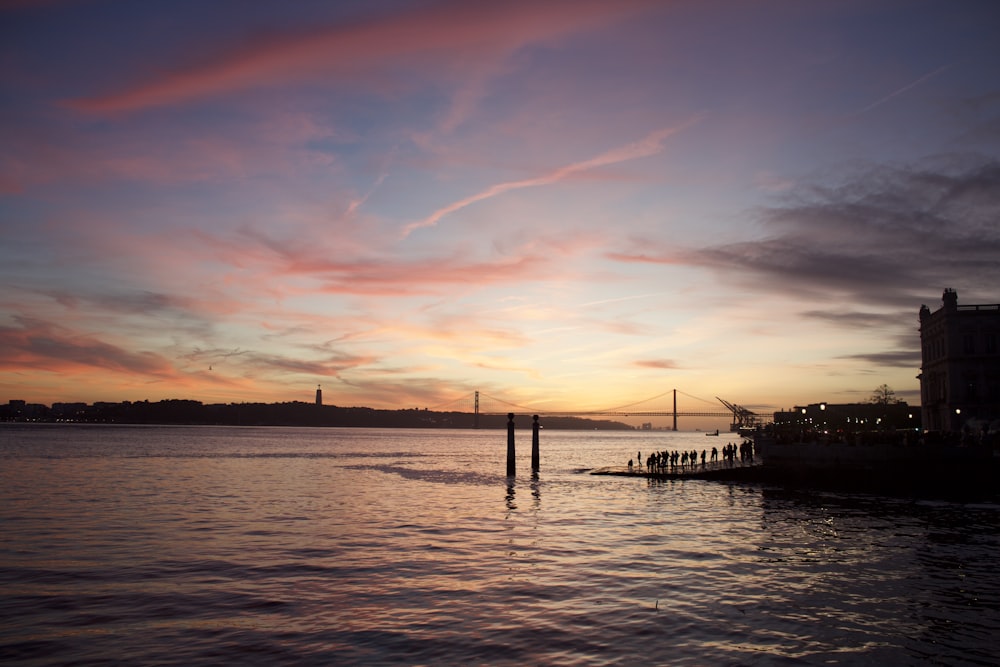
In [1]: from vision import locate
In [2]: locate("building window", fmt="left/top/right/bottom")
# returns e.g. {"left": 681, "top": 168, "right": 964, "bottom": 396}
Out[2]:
{"left": 964, "top": 375, "right": 978, "bottom": 402}
{"left": 986, "top": 333, "right": 997, "bottom": 355}
{"left": 987, "top": 375, "right": 1000, "bottom": 402}
{"left": 963, "top": 334, "right": 975, "bottom": 355}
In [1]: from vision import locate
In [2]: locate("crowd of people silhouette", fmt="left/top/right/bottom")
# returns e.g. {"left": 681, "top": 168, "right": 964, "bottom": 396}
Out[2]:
{"left": 627, "top": 441, "right": 754, "bottom": 473}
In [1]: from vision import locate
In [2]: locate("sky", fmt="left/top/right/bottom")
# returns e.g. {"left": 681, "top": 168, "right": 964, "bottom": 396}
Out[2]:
{"left": 2, "top": 0, "right": 999, "bottom": 426}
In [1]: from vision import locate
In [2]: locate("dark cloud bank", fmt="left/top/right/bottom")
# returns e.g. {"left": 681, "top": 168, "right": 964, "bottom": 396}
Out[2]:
{"left": 706, "top": 155, "right": 1000, "bottom": 310}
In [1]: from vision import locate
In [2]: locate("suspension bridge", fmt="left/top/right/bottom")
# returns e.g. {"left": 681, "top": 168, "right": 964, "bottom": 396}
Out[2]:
{"left": 429, "top": 389, "right": 773, "bottom": 432}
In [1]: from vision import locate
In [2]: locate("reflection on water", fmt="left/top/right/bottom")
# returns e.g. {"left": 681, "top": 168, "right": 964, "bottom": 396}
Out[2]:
{"left": 756, "top": 487, "right": 1000, "bottom": 661}
{"left": 505, "top": 473, "right": 542, "bottom": 513}
{"left": 0, "top": 425, "right": 998, "bottom": 665}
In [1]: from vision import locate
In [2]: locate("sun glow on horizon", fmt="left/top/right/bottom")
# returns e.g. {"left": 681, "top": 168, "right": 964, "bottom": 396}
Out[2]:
{"left": 1, "top": 1, "right": 997, "bottom": 422}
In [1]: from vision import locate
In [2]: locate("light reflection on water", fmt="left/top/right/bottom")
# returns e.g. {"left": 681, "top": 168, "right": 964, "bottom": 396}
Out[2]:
{"left": 1, "top": 424, "right": 998, "bottom": 665}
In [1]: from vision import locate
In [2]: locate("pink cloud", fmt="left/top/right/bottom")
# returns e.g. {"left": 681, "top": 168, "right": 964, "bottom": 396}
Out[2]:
{"left": 0, "top": 316, "right": 177, "bottom": 377}
{"left": 178, "top": 223, "right": 599, "bottom": 298}
{"left": 220, "top": 349, "right": 378, "bottom": 378}
{"left": 68, "top": 0, "right": 662, "bottom": 113}
{"left": 633, "top": 359, "right": 682, "bottom": 370}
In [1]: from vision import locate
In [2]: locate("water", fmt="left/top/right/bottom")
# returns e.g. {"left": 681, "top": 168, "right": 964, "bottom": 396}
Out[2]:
{"left": 1, "top": 424, "right": 998, "bottom": 665}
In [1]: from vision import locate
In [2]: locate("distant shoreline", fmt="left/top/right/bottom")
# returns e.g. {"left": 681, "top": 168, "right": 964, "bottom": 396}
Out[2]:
{"left": 0, "top": 399, "right": 633, "bottom": 430}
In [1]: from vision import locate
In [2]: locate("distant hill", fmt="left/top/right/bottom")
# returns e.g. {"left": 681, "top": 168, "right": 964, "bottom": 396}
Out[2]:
{"left": 0, "top": 399, "right": 632, "bottom": 430}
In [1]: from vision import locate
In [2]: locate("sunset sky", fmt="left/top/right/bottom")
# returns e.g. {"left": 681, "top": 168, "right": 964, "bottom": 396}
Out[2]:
{"left": 2, "top": 0, "right": 999, "bottom": 425}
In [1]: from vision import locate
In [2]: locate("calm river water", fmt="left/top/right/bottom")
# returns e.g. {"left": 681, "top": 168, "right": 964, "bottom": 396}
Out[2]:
{"left": 1, "top": 424, "right": 998, "bottom": 665}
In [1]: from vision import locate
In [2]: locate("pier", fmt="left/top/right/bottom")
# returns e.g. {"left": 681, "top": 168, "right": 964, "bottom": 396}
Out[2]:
{"left": 591, "top": 459, "right": 764, "bottom": 481}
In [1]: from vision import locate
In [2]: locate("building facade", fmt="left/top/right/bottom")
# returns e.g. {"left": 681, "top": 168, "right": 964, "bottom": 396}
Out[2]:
{"left": 772, "top": 401, "right": 919, "bottom": 443}
{"left": 919, "top": 289, "right": 1000, "bottom": 432}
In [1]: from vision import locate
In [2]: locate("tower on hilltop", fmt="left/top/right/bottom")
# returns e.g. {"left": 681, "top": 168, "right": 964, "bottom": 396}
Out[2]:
{"left": 315, "top": 384, "right": 322, "bottom": 406}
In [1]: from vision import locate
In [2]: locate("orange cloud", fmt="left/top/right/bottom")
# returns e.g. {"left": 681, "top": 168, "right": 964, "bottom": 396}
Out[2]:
{"left": 604, "top": 249, "right": 685, "bottom": 265}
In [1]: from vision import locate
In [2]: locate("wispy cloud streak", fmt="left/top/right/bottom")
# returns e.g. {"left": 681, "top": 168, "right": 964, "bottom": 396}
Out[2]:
{"left": 403, "top": 119, "right": 699, "bottom": 237}
{"left": 857, "top": 64, "right": 950, "bottom": 114}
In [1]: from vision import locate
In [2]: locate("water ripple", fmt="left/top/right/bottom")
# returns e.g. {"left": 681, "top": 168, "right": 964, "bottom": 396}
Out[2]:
{"left": 1, "top": 426, "right": 998, "bottom": 665}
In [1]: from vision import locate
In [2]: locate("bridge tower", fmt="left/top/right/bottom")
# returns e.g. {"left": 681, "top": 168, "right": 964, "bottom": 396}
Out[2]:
{"left": 672, "top": 388, "right": 677, "bottom": 431}
{"left": 474, "top": 390, "right": 479, "bottom": 429}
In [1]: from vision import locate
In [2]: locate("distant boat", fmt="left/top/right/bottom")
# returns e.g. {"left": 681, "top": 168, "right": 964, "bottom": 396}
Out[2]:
{"left": 706, "top": 429, "right": 719, "bottom": 436}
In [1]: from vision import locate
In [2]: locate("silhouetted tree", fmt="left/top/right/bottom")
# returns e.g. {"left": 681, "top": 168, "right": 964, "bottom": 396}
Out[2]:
{"left": 870, "top": 384, "right": 898, "bottom": 405}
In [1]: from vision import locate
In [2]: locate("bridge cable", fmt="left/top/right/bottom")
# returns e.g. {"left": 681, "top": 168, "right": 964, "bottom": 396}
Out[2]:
{"left": 597, "top": 389, "right": 680, "bottom": 413}
{"left": 426, "top": 393, "right": 475, "bottom": 412}
{"left": 676, "top": 390, "right": 721, "bottom": 406}
{"left": 478, "top": 393, "right": 539, "bottom": 413}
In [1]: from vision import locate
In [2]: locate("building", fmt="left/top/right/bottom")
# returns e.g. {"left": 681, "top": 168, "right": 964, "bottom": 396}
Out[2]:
{"left": 919, "top": 289, "right": 1000, "bottom": 432}
{"left": 772, "top": 401, "right": 919, "bottom": 443}
{"left": 1, "top": 400, "right": 48, "bottom": 421}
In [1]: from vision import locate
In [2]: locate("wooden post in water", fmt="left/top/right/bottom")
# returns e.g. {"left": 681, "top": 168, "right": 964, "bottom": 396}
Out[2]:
{"left": 531, "top": 415, "right": 540, "bottom": 471}
{"left": 506, "top": 413, "right": 516, "bottom": 476}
